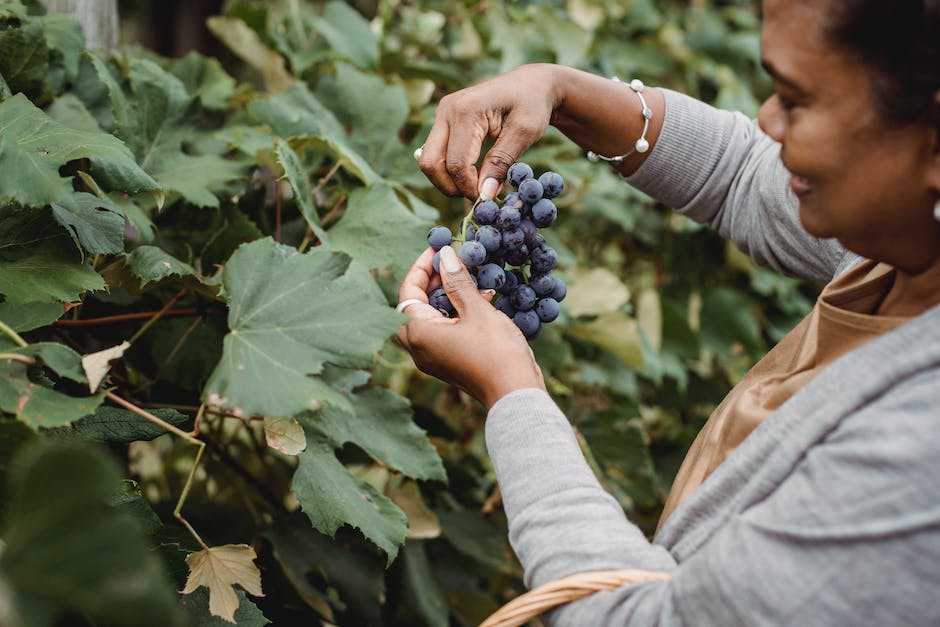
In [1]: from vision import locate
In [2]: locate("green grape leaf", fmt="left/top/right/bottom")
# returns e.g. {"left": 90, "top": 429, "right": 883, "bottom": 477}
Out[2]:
{"left": 123, "top": 245, "right": 198, "bottom": 286}
{"left": 44, "top": 406, "right": 190, "bottom": 443}
{"left": 0, "top": 357, "right": 105, "bottom": 428}
{"left": 179, "top": 587, "right": 270, "bottom": 627}
{"left": 171, "top": 51, "right": 236, "bottom": 110}
{"left": 274, "top": 139, "right": 329, "bottom": 245}
{"left": 0, "top": 93, "right": 158, "bottom": 209}
{"left": 41, "top": 12, "right": 84, "bottom": 83}
{"left": 0, "top": 301, "right": 64, "bottom": 332}
{"left": 292, "top": 436, "right": 408, "bottom": 564}
{"left": 0, "top": 14, "right": 47, "bottom": 99}
{"left": 206, "top": 15, "right": 293, "bottom": 93}
{"left": 247, "top": 82, "right": 344, "bottom": 139}
{"left": 46, "top": 92, "right": 102, "bottom": 132}
{"left": 265, "top": 514, "right": 385, "bottom": 625}
{"left": 248, "top": 83, "right": 382, "bottom": 184}
{"left": 0, "top": 441, "right": 183, "bottom": 626}
{"left": 392, "top": 541, "right": 449, "bottom": 627}
{"left": 12, "top": 342, "right": 86, "bottom": 383}
{"left": 203, "top": 238, "right": 403, "bottom": 419}
{"left": 302, "top": 387, "right": 446, "bottom": 482}
{"left": 51, "top": 191, "right": 126, "bottom": 255}
{"left": 309, "top": 1, "right": 379, "bottom": 69}
{"left": 315, "top": 62, "right": 408, "bottom": 168}
{"left": 86, "top": 54, "right": 245, "bottom": 208}
{"left": 328, "top": 183, "right": 434, "bottom": 280}
{"left": 0, "top": 207, "right": 105, "bottom": 305}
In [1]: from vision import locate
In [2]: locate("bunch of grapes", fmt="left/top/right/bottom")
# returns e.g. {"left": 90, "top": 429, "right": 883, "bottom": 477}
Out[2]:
{"left": 424, "top": 161, "right": 567, "bottom": 340}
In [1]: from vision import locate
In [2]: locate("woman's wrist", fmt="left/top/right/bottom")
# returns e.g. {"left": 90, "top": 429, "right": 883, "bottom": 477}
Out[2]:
{"left": 550, "top": 68, "right": 666, "bottom": 177}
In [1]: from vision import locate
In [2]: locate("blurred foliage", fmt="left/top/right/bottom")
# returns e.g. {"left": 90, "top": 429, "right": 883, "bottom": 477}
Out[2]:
{"left": 0, "top": 0, "right": 817, "bottom": 624}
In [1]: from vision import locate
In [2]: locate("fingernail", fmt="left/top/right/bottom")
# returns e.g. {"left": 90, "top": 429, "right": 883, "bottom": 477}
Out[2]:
{"left": 480, "top": 289, "right": 496, "bottom": 298}
{"left": 480, "top": 178, "right": 500, "bottom": 201}
{"left": 440, "top": 245, "right": 461, "bottom": 273}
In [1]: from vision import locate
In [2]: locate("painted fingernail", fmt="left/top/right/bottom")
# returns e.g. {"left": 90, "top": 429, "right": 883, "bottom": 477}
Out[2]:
{"left": 440, "top": 245, "right": 461, "bottom": 273}
{"left": 480, "top": 178, "right": 500, "bottom": 201}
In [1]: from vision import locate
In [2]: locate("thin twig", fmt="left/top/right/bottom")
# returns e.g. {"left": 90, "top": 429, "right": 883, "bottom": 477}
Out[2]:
{"left": 52, "top": 307, "right": 216, "bottom": 327}
{"left": 0, "top": 353, "right": 36, "bottom": 365}
{"left": 0, "top": 320, "right": 28, "bottom": 348}
{"left": 275, "top": 180, "right": 282, "bottom": 243}
{"left": 149, "top": 316, "right": 204, "bottom": 386}
{"left": 128, "top": 288, "right": 189, "bottom": 345}
{"left": 313, "top": 161, "right": 341, "bottom": 195}
{"left": 320, "top": 194, "right": 346, "bottom": 228}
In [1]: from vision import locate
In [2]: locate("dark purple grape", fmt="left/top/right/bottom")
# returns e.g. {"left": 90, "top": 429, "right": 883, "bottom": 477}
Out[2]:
{"left": 427, "top": 226, "right": 452, "bottom": 250}
{"left": 503, "top": 244, "right": 529, "bottom": 267}
{"left": 530, "top": 245, "right": 558, "bottom": 273}
{"left": 476, "top": 225, "right": 502, "bottom": 252}
{"left": 507, "top": 162, "right": 534, "bottom": 188}
{"left": 502, "top": 192, "right": 524, "bottom": 209}
{"left": 463, "top": 222, "right": 477, "bottom": 242}
{"left": 535, "top": 297, "right": 560, "bottom": 322}
{"left": 530, "top": 233, "right": 546, "bottom": 249}
{"left": 494, "top": 296, "right": 517, "bottom": 318}
{"left": 459, "top": 240, "right": 487, "bottom": 267}
{"left": 529, "top": 272, "right": 555, "bottom": 296}
{"left": 510, "top": 284, "right": 537, "bottom": 311}
{"left": 501, "top": 227, "right": 525, "bottom": 251}
{"left": 518, "top": 178, "right": 543, "bottom": 203}
{"left": 549, "top": 277, "right": 567, "bottom": 302}
{"left": 538, "top": 171, "right": 564, "bottom": 199}
{"left": 432, "top": 251, "right": 441, "bottom": 273}
{"left": 531, "top": 198, "right": 557, "bottom": 228}
{"left": 519, "top": 219, "right": 537, "bottom": 244}
{"left": 477, "top": 263, "right": 506, "bottom": 290}
{"left": 513, "top": 310, "right": 542, "bottom": 339}
{"left": 429, "top": 287, "right": 456, "bottom": 317}
{"left": 496, "top": 206, "right": 521, "bottom": 230}
{"left": 473, "top": 199, "right": 499, "bottom": 225}
{"left": 499, "top": 269, "right": 520, "bottom": 294}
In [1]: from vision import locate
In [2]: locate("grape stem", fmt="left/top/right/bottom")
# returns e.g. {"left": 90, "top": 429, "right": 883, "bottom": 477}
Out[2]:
{"left": 107, "top": 392, "right": 209, "bottom": 550}
{"left": 127, "top": 288, "right": 189, "bottom": 345}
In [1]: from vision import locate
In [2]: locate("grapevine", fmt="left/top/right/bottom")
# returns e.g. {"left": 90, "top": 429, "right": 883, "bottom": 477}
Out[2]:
{"left": 425, "top": 161, "right": 568, "bottom": 340}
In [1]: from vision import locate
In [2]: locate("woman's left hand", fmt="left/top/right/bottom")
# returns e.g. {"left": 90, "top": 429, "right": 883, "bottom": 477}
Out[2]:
{"left": 396, "top": 246, "right": 546, "bottom": 410}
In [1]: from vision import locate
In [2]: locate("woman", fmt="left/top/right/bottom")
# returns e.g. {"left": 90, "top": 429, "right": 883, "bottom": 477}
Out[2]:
{"left": 398, "top": 0, "right": 940, "bottom": 623}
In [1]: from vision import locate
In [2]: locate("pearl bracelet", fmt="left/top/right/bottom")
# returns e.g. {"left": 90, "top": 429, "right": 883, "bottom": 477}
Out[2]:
{"left": 586, "top": 77, "right": 652, "bottom": 164}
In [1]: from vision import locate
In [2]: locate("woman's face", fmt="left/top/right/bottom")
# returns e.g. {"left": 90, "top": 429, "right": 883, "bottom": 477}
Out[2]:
{"left": 757, "top": 0, "right": 940, "bottom": 273}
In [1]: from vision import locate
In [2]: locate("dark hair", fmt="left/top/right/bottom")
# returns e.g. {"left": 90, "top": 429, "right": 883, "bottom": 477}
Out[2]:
{"left": 822, "top": 0, "right": 939, "bottom": 125}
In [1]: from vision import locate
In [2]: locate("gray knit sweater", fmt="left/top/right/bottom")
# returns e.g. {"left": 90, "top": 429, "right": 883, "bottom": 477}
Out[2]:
{"left": 485, "top": 90, "right": 940, "bottom": 625}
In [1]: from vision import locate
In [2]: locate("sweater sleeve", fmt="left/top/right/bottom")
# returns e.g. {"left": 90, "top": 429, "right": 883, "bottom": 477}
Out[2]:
{"left": 623, "top": 89, "right": 846, "bottom": 282}
{"left": 485, "top": 372, "right": 940, "bottom": 626}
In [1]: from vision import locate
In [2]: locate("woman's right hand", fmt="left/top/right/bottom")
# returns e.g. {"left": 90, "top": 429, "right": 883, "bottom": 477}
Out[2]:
{"left": 417, "top": 63, "right": 565, "bottom": 201}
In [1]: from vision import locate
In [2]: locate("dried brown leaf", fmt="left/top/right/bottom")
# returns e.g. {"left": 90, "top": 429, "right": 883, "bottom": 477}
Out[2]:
{"left": 181, "top": 544, "right": 264, "bottom": 623}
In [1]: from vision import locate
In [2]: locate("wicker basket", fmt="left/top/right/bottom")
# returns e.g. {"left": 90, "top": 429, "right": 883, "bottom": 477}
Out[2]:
{"left": 480, "top": 569, "right": 671, "bottom": 627}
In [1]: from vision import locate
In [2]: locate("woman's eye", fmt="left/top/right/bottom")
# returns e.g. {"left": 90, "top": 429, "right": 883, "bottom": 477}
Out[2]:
{"left": 777, "top": 95, "right": 797, "bottom": 112}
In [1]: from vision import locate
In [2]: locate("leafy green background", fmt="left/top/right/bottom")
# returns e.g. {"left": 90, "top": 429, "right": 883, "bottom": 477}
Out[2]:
{"left": 0, "top": 0, "right": 817, "bottom": 624}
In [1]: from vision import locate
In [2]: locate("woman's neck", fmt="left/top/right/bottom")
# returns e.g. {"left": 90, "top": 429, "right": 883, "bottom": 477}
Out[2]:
{"left": 877, "top": 258, "right": 940, "bottom": 316}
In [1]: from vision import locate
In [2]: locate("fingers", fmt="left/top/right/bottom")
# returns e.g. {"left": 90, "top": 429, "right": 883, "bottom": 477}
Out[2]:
{"left": 478, "top": 109, "right": 547, "bottom": 187}
{"left": 437, "top": 246, "right": 490, "bottom": 318}
{"left": 418, "top": 117, "right": 459, "bottom": 197}
{"left": 398, "top": 247, "right": 437, "bottom": 304}
{"left": 443, "top": 95, "right": 489, "bottom": 200}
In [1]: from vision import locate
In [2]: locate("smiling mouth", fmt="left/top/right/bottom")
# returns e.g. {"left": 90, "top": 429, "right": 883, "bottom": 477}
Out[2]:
{"left": 789, "top": 175, "right": 812, "bottom": 196}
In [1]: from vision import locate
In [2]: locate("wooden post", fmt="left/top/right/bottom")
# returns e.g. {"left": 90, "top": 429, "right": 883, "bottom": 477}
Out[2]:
{"left": 39, "top": 0, "right": 118, "bottom": 50}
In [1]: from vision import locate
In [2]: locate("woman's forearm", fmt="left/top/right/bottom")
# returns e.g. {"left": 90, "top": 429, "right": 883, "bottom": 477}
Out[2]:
{"left": 546, "top": 65, "right": 666, "bottom": 177}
